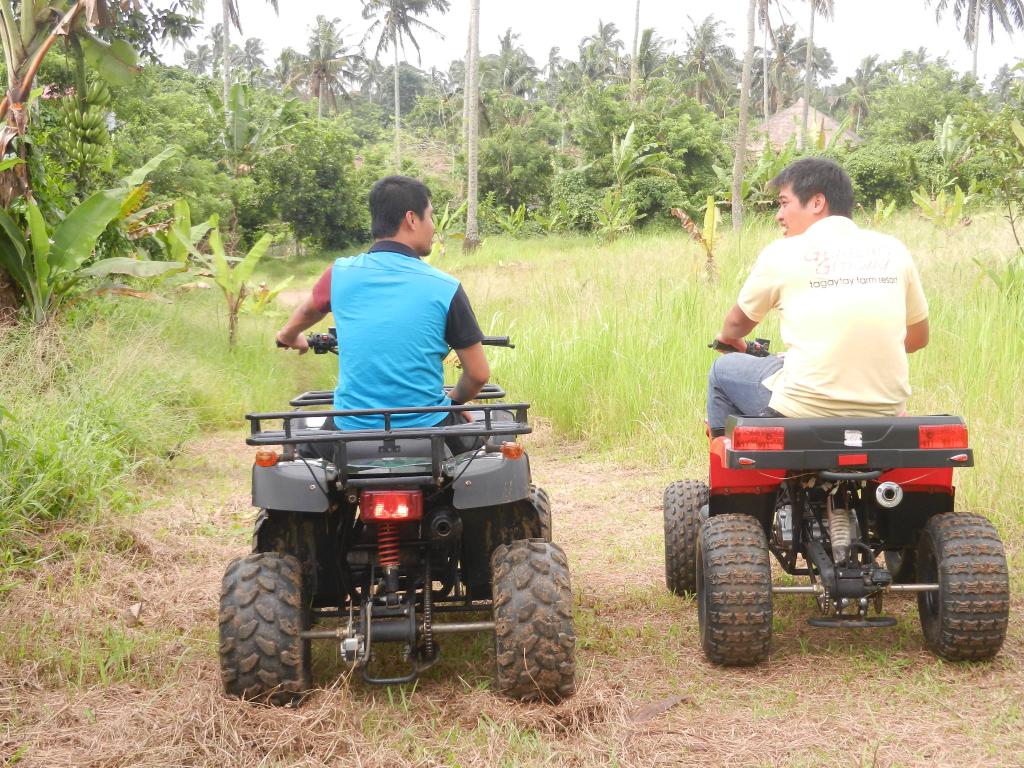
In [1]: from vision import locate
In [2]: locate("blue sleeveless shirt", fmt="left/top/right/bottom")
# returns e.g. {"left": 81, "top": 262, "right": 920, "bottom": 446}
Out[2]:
{"left": 329, "top": 246, "right": 458, "bottom": 430}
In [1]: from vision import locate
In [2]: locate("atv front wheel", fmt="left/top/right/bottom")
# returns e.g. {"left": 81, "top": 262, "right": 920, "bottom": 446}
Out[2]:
{"left": 528, "top": 484, "right": 552, "bottom": 542}
{"left": 491, "top": 539, "right": 575, "bottom": 701}
{"left": 664, "top": 479, "right": 708, "bottom": 595}
{"left": 219, "top": 552, "right": 312, "bottom": 705}
{"left": 697, "top": 513, "right": 773, "bottom": 666}
{"left": 916, "top": 513, "right": 1009, "bottom": 661}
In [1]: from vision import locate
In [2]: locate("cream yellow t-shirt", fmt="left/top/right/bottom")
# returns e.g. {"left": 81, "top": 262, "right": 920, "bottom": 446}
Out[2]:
{"left": 737, "top": 216, "right": 928, "bottom": 418}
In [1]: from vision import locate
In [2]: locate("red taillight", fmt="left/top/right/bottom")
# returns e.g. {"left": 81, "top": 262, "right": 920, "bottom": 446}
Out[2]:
{"left": 732, "top": 426, "right": 786, "bottom": 451}
{"left": 919, "top": 424, "right": 968, "bottom": 449}
{"left": 360, "top": 490, "right": 423, "bottom": 521}
{"left": 838, "top": 453, "right": 868, "bottom": 466}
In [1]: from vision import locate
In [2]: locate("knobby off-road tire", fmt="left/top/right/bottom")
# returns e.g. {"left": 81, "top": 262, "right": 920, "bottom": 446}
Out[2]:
{"left": 529, "top": 484, "right": 552, "bottom": 542}
{"left": 664, "top": 480, "right": 708, "bottom": 595}
{"left": 219, "top": 552, "right": 312, "bottom": 705}
{"left": 697, "top": 513, "right": 773, "bottom": 666}
{"left": 916, "top": 513, "right": 1009, "bottom": 661}
{"left": 491, "top": 539, "right": 575, "bottom": 702}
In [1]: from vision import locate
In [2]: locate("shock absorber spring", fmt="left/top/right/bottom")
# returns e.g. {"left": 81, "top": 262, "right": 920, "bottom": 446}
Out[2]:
{"left": 377, "top": 522, "right": 401, "bottom": 568}
{"left": 827, "top": 499, "right": 852, "bottom": 565}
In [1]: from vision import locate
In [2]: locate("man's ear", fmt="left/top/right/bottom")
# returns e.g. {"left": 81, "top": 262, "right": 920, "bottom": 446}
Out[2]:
{"left": 812, "top": 192, "right": 829, "bottom": 215}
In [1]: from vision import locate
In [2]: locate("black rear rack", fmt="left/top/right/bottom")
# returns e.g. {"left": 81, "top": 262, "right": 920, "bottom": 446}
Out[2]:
{"left": 246, "top": 403, "right": 531, "bottom": 488}
{"left": 290, "top": 383, "right": 508, "bottom": 408}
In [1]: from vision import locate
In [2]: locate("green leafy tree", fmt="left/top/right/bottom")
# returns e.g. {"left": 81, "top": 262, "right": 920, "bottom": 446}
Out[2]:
{"left": 680, "top": 15, "right": 738, "bottom": 112}
{"left": 243, "top": 117, "right": 366, "bottom": 249}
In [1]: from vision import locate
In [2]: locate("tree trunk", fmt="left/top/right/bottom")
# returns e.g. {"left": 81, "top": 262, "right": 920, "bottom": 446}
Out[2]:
{"left": 800, "top": 2, "right": 814, "bottom": 149}
{"left": 317, "top": 81, "right": 325, "bottom": 118}
{"left": 462, "top": 15, "right": 471, "bottom": 157}
{"left": 762, "top": 24, "right": 769, "bottom": 117}
{"left": 393, "top": 23, "right": 401, "bottom": 170}
{"left": 222, "top": 0, "right": 231, "bottom": 127}
{"left": 0, "top": 267, "right": 18, "bottom": 323}
{"left": 971, "top": 1, "right": 981, "bottom": 78}
{"left": 463, "top": 0, "right": 480, "bottom": 252}
{"left": 629, "top": 0, "right": 640, "bottom": 101}
{"left": 732, "top": 0, "right": 756, "bottom": 232}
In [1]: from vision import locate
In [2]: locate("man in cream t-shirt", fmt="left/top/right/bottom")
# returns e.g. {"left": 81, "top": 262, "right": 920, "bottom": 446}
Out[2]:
{"left": 707, "top": 158, "right": 930, "bottom": 436}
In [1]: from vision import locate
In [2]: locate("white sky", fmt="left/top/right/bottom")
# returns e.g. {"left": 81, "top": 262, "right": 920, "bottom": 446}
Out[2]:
{"left": 163, "top": 0, "right": 1022, "bottom": 86}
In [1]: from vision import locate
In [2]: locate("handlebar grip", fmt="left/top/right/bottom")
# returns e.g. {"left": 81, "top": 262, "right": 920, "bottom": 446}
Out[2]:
{"left": 482, "top": 336, "right": 514, "bottom": 348}
{"left": 275, "top": 339, "right": 288, "bottom": 348}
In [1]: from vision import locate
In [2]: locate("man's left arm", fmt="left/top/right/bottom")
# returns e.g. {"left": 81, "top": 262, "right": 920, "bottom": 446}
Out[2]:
{"left": 904, "top": 254, "right": 929, "bottom": 354}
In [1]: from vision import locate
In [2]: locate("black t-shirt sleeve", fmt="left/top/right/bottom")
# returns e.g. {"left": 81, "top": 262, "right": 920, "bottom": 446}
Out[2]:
{"left": 445, "top": 284, "right": 484, "bottom": 349}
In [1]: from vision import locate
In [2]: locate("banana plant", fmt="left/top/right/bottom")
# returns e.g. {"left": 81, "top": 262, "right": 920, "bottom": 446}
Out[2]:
{"left": 912, "top": 185, "right": 968, "bottom": 231}
{"left": 174, "top": 216, "right": 274, "bottom": 346}
{"left": 431, "top": 200, "right": 466, "bottom": 258}
{"left": 671, "top": 196, "right": 719, "bottom": 283}
{"left": 611, "top": 122, "right": 672, "bottom": 193}
{"left": 0, "top": 149, "right": 182, "bottom": 324}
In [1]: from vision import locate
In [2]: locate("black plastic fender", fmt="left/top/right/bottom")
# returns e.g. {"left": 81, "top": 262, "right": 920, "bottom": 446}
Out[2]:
{"left": 451, "top": 452, "right": 531, "bottom": 509}
{"left": 252, "top": 460, "right": 331, "bottom": 513}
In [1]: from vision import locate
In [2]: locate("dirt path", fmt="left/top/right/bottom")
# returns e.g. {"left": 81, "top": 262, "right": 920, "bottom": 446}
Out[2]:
{"left": 2, "top": 432, "right": 1022, "bottom": 767}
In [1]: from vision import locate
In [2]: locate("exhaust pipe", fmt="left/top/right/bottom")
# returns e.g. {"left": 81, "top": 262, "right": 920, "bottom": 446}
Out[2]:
{"left": 429, "top": 510, "right": 462, "bottom": 543}
{"left": 875, "top": 482, "right": 904, "bottom": 508}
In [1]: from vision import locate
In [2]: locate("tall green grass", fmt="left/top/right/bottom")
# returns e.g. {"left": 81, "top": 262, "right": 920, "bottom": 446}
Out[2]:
{"left": 0, "top": 289, "right": 330, "bottom": 566}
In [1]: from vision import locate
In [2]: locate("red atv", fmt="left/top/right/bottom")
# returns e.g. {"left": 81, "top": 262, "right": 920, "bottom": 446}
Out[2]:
{"left": 663, "top": 341, "right": 1009, "bottom": 665}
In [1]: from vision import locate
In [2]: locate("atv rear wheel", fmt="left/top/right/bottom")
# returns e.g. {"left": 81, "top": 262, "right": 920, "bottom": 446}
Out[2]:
{"left": 219, "top": 552, "right": 311, "bottom": 705}
{"left": 697, "top": 513, "right": 773, "bottom": 666}
{"left": 664, "top": 480, "right": 708, "bottom": 595}
{"left": 491, "top": 539, "right": 575, "bottom": 702}
{"left": 916, "top": 513, "right": 1009, "bottom": 661}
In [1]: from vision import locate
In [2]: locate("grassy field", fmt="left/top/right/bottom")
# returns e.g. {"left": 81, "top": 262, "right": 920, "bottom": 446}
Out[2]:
{"left": 1, "top": 213, "right": 1022, "bottom": 766}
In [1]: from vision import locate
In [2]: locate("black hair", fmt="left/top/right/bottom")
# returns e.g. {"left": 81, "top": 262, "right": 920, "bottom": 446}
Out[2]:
{"left": 369, "top": 175, "right": 432, "bottom": 239}
{"left": 769, "top": 158, "right": 854, "bottom": 218}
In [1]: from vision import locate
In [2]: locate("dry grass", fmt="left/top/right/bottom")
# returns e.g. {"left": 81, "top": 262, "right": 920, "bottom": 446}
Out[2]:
{"left": 2, "top": 429, "right": 1022, "bottom": 768}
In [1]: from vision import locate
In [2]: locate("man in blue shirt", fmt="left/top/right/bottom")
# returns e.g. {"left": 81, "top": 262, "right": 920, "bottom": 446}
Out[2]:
{"left": 275, "top": 176, "right": 490, "bottom": 437}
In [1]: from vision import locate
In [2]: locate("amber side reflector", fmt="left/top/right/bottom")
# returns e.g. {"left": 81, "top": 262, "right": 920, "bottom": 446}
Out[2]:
{"left": 500, "top": 442, "right": 525, "bottom": 460}
{"left": 255, "top": 449, "right": 278, "bottom": 467}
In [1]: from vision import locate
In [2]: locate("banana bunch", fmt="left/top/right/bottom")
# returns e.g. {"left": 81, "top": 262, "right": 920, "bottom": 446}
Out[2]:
{"left": 57, "top": 81, "right": 112, "bottom": 168}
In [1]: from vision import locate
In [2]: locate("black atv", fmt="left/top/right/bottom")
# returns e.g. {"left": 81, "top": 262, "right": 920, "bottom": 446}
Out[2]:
{"left": 218, "top": 332, "right": 575, "bottom": 704}
{"left": 663, "top": 340, "right": 1009, "bottom": 665}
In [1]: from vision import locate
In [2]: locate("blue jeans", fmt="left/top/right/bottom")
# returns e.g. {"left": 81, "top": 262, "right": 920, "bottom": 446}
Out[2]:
{"left": 707, "top": 354, "right": 785, "bottom": 431}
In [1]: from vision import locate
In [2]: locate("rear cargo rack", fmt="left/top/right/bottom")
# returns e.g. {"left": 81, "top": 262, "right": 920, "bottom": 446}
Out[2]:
{"left": 246, "top": 403, "right": 531, "bottom": 488}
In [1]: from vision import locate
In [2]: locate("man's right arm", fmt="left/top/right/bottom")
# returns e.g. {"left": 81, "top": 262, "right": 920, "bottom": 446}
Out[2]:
{"left": 275, "top": 267, "right": 331, "bottom": 353}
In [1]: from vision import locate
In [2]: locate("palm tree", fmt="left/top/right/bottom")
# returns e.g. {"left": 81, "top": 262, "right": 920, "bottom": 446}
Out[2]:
{"left": 272, "top": 47, "right": 306, "bottom": 93}
{"left": 240, "top": 38, "right": 267, "bottom": 84}
{"left": 733, "top": 0, "right": 757, "bottom": 232}
{"left": 221, "top": 0, "right": 279, "bottom": 122}
{"left": 464, "top": 0, "right": 480, "bottom": 252}
{"left": 928, "top": 0, "right": 1024, "bottom": 77}
{"left": 635, "top": 28, "right": 670, "bottom": 83}
{"left": 681, "top": 15, "right": 735, "bottom": 109}
{"left": 579, "top": 20, "right": 625, "bottom": 82}
{"left": 801, "top": 0, "right": 834, "bottom": 148}
{"left": 840, "top": 54, "right": 879, "bottom": 132}
{"left": 494, "top": 29, "right": 538, "bottom": 96}
{"left": 630, "top": 0, "right": 641, "bottom": 100}
{"left": 306, "top": 16, "right": 357, "bottom": 117}
{"left": 756, "top": 0, "right": 787, "bottom": 116}
{"left": 361, "top": 0, "right": 452, "bottom": 170}
{"left": 184, "top": 43, "right": 213, "bottom": 76}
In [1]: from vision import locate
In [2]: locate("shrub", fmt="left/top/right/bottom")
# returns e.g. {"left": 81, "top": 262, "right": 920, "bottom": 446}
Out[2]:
{"left": 623, "top": 176, "right": 684, "bottom": 229}
{"left": 550, "top": 169, "right": 602, "bottom": 231}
